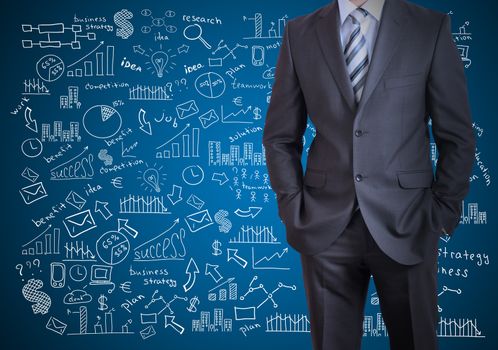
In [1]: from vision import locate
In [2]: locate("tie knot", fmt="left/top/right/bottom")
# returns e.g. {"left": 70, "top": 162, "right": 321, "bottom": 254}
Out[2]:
{"left": 350, "top": 7, "right": 369, "bottom": 24}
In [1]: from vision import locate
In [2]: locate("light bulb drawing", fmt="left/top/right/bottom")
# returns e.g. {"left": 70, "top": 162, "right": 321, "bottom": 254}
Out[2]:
{"left": 144, "top": 168, "right": 161, "bottom": 192}
{"left": 144, "top": 44, "right": 177, "bottom": 77}
{"left": 151, "top": 51, "right": 169, "bottom": 78}
{"left": 138, "top": 163, "right": 167, "bottom": 193}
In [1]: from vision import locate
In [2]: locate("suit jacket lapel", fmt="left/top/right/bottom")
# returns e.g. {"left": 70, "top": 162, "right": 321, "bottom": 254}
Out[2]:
{"left": 315, "top": 0, "right": 409, "bottom": 115}
{"left": 316, "top": 0, "right": 356, "bottom": 113}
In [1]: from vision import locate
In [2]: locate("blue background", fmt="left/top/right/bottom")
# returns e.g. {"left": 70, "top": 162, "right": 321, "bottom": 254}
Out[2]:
{"left": 1, "top": 0, "right": 497, "bottom": 349}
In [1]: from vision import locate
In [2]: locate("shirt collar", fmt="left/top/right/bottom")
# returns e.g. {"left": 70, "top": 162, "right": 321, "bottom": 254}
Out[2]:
{"left": 337, "top": 0, "right": 386, "bottom": 25}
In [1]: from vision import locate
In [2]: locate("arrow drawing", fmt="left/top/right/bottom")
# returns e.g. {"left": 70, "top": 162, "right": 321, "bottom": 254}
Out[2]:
{"left": 24, "top": 107, "right": 38, "bottom": 133}
{"left": 118, "top": 218, "right": 139, "bottom": 238}
{"left": 94, "top": 200, "right": 112, "bottom": 220}
{"left": 227, "top": 248, "right": 248, "bottom": 268}
{"left": 138, "top": 108, "right": 152, "bottom": 135}
{"left": 212, "top": 172, "right": 229, "bottom": 185}
{"left": 133, "top": 45, "right": 145, "bottom": 55}
{"left": 167, "top": 184, "right": 183, "bottom": 205}
{"left": 164, "top": 315, "right": 185, "bottom": 334}
{"left": 234, "top": 207, "right": 262, "bottom": 218}
{"left": 205, "top": 263, "right": 223, "bottom": 283}
{"left": 183, "top": 258, "right": 199, "bottom": 292}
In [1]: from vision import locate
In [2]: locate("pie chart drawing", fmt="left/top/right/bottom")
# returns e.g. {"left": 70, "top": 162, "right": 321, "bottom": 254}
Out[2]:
{"left": 36, "top": 54, "right": 65, "bottom": 82}
{"left": 95, "top": 231, "right": 130, "bottom": 266}
{"left": 83, "top": 105, "right": 122, "bottom": 139}
{"left": 194, "top": 72, "right": 226, "bottom": 99}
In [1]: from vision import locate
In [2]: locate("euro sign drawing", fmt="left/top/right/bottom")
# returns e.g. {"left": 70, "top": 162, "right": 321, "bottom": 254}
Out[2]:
{"left": 22, "top": 279, "right": 51, "bottom": 315}
{"left": 114, "top": 9, "right": 134, "bottom": 39}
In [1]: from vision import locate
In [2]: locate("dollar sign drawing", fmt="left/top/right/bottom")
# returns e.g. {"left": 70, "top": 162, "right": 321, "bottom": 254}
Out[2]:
{"left": 22, "top": 279, "right": 51, "bottom": 315}
{"left": 114, "top": 9, "right": 134, "bottom": 39}
{"left": 253, "top": 107, "right": 262, "bottom": 120}
{"left": 212, "top": 240, "right": 222, "bottom": 256}
{"left": 214, "top": 209, "right": 232, "bottom": 233}
{"left": 98, "top": 294, "right": 108, "bottom": 311}
{"left": 187, "top": 296, "right": 199, "bottom": 313}
{"left": 98, "top": 149, "right": 113, "bottom": 165}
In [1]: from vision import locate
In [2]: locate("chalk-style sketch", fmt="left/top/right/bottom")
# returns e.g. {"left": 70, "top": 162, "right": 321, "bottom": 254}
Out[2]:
{"left": 19, "top": 181, "right": 48, "bottom": 205}
{"left": 9, "top": 4, "right": 489, "bottom": 345}
{"left": 63, "top": 209, "right": 97, "bottom": 238}
{"left": 22, "top": 78, "right": 50, "bottom": 95}
{"left": 265, "top": 312, "right": 310, "bottom": 333}
{"left": 141, "top": 8, "right": 176, "bottom": 34}
{"left": 46, "top": 316, "right": 67, "bottom": 335}
{"left": 21, "top": 138, "right": 43, "bottom": 158}
{"left": 22, "top": 226, "right": 60, "bottom": 256}
{"left": 83, "top": 105, "right": 122, "bottom": 139}
{"left": 22, "top": 278, "right": 52, "bottom": 314}
{"left": 194, "top": 72, "right": 226, "bottom": 98}
{"left": 95, "top": 230, "right": 130, "bottom": 265}
{"left": 41, "top": 121, "right": 81, "bottom": 142}
{"left": 21, "top": 22, "right": 96, "bottom": 48}
{"left": 66, "top": 42, "right": 115, "bottom": 77}
{"left": 114, "top": 9, "right": 134, "bottom": 39}
{"left": 184, "top": 209, "right": 213, "bottom": 232}
{"left": 192, "top": 308, "right": 232, "bottom": 332}
{"left": 36, "top": 54, "right": 65, "bottom": 82}
{"left": 182, "top": 165, "right": 204, "bottom": 185}
{"left": 242, "top": 13, "right": 288, "bottom": 39}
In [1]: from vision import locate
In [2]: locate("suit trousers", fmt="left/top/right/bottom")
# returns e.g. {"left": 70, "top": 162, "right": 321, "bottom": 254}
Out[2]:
{"left": 299, "top": 204, "right": 439, "bottom": 350}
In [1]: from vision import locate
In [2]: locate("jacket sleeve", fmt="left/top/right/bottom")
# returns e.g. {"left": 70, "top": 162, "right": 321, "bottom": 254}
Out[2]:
{"left": 262, "top": 21, "right": 308, "bottom": 199}
{"left": 427, "top": 13, "right": 476, "bottom": 236}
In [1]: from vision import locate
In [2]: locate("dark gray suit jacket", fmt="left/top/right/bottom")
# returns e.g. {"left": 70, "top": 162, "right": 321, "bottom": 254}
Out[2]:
{"left": 262, "top": 0, "right": 476, "bottom": 265}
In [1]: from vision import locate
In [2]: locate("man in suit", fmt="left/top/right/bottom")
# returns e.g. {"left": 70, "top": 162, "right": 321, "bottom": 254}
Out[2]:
{"left": 262, "top": 0, "right": 476, "bottom": 349}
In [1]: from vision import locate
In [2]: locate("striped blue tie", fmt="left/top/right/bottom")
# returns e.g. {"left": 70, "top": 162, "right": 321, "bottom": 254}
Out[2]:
{"left": 344, "top": 7, "right": 369, "bottom": 104}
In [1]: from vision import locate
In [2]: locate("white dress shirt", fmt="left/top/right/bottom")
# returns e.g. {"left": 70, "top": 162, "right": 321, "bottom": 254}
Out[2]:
{"left": 338, "top": 0, "right": 386, "bottom": 60}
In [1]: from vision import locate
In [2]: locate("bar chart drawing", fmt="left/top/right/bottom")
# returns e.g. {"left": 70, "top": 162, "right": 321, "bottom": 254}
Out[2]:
{"left": 23, "top": 78, "right": 50, "bottom": 95}
{"left": 242, "top": 13, "right": 288, "bottom": 39}
{"left": 438, "top": 317, "right": 484, "bottom": 338}
{"left": 155, "top": 126, "right": 200, "bottom": 159}
{"left": 119, "top": 195, "right": 171, "bottom": 215}
{"left": 129, "top": 85, "right": 172, "bottom": 101}
{"left": 66, "top": 42, "right": 115, "bottom": 77}
{"left": 265, "top": 312, "right": 310, "bottom": 333}
{"left": 21, "top": 226, "right": 60, "bottom": 256}
{"left": 229, "top": 225, "right": 279, "bottom": 244}
{"left": 63, "top": 241, "right": 96, "bottom": 262}
{"left": 207, "top": 278, "right": 238, "bottom": 302}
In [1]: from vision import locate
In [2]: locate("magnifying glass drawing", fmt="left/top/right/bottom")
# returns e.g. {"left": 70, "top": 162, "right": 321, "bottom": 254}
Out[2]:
{"left": 183, "top": 24, "right": 211, "bottom": 49}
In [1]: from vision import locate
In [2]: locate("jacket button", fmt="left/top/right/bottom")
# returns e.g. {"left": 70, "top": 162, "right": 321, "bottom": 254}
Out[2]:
{"left": 355, "top": 129, "right": 363, "bottom": 137}
{"left": 355, "top": 174, "right": 363, "bottom": 182}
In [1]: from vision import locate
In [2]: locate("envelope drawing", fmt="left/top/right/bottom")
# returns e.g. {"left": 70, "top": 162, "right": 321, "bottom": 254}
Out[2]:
{"left": 186, "top": 194, "right": 205, "bottom": 210}
{"left": 65, "top": 190, "right": 87, "bottom": 210}
{"left": 198, "top": 109, "right": 219, "bottom": 129}
{"left": 21, "top": 167, "right": 39, "bottom": 183}
{"left": 184, "top": 209, "right": 213, "bottom": 232}
{"left": 140, "top": 325, "right": 156, "bottom": 340}
{"left": 63, "top": 209, "right": 97, "bottom": 238}
{"left": 46, "top": 316, "right": 67, "bottom": 335}
{"left": 176, "top": 100, "right": 199, "bottom": 119}
{"left": 19, "top": 182, "right": 48, "bottom": 205}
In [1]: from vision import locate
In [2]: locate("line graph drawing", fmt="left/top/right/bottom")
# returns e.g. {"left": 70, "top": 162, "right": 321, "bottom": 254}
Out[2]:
{"left": 251, "top": 247, "right": 289, "bottom": 270}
